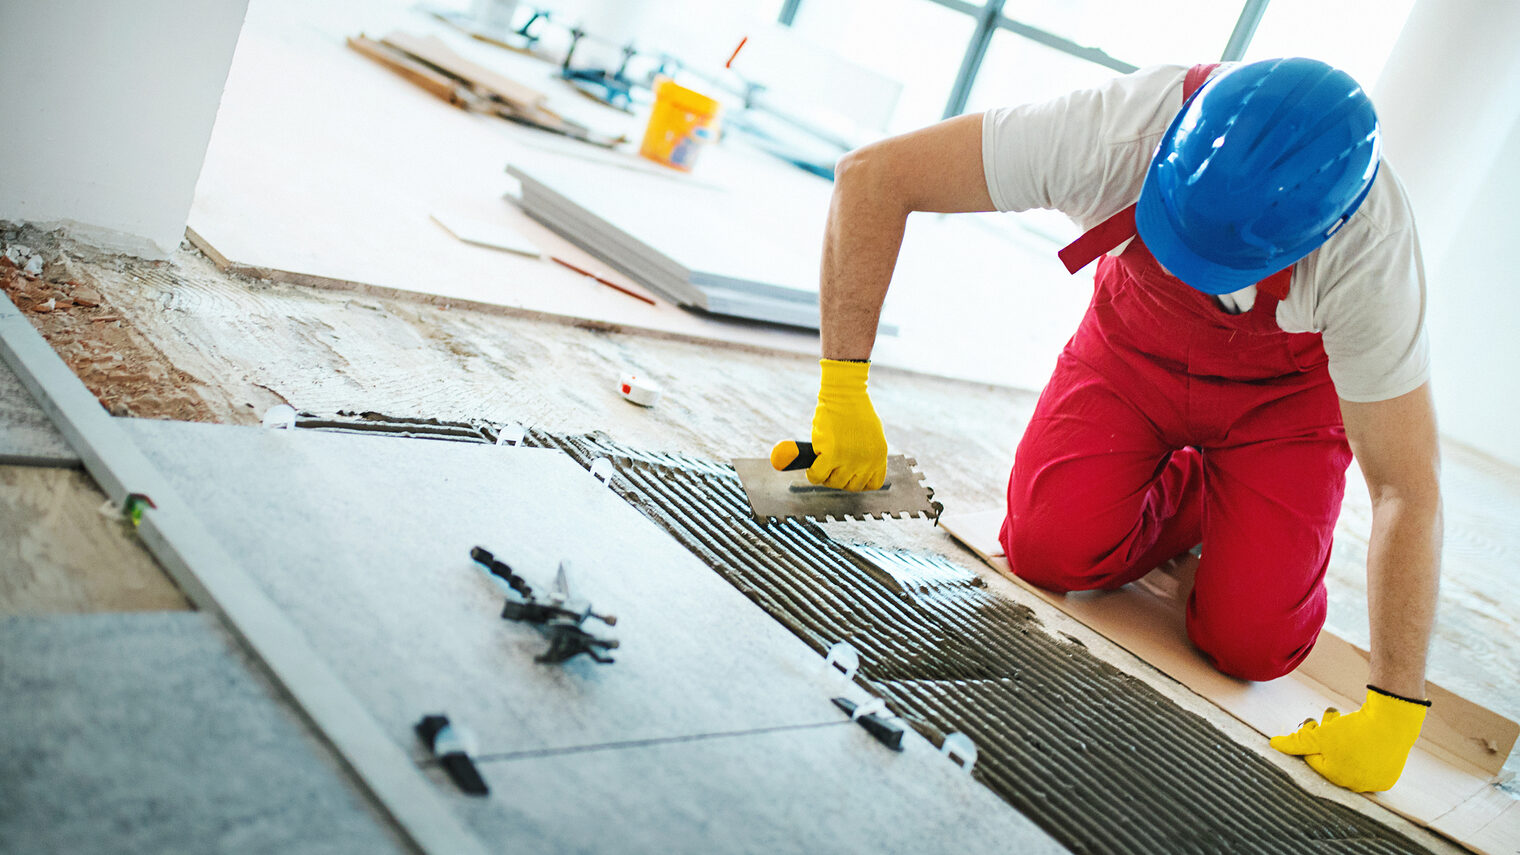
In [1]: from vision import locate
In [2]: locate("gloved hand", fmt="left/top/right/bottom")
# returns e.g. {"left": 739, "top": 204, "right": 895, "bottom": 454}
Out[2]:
{"left": 1269, "top": 686, "right": 1429, "bottom": 792}
{"left": 807, "top": 358, "right": 888, "bottom": 491}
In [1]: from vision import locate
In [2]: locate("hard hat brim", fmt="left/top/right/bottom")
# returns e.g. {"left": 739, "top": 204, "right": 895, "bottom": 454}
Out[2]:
{"left": 1134, "top": 181, "right": 1290, "bottom": 296}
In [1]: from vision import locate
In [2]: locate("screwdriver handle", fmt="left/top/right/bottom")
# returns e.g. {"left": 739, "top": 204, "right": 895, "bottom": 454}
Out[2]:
{"left": 769, "top": 440, "right": 817, "bottom": 472}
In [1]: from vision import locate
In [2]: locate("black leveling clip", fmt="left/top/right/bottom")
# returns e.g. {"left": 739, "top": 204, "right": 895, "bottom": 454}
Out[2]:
{"left": 415, "top": 714, "right": 489, "bottom": 796}
{"left": 832, "top": 696, "right": 906, "bottom": 751}
{"left": 470, "top": 546, "right": 619, "bottom": 664}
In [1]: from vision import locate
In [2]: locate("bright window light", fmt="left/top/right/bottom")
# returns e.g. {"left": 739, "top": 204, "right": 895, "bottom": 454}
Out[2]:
{"left": 788, "top": 0, "right": 977, "bottom": 134}
{"left": 1242, "top": 0, "right": 1417, "bottom": 92}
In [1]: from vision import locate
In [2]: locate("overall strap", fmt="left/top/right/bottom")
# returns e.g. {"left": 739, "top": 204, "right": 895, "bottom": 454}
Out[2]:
{"left": 1183, "top": 63, "right": 1221, "bottom": 100}
{"left": 1057, "top": 63, "right": 1223, "bottom": 277}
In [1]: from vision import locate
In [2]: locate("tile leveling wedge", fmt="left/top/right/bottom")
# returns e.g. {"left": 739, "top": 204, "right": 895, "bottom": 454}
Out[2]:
{"left": 732, "top": 441, "right": 943, "bottom": 524}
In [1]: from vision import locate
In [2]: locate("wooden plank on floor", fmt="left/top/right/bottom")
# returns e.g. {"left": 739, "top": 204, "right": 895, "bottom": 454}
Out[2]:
{"left": 941, "top": 507, "right": 1519, "bottom": 855}
{"left": 378, "top": 30, "right": 545, "bottom": 111}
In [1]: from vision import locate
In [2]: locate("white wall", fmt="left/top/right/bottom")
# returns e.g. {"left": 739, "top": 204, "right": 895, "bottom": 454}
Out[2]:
{"left": 0, "top": 1, "right": 250, "bottom": 258}
{"left": 1374, "top": 0, "right": 1520, "bottom": 467}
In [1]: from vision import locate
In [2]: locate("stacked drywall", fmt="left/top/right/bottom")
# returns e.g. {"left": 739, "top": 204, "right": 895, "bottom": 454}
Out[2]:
{"left": 509, "top": 143, "right": 833, "bottom": 329}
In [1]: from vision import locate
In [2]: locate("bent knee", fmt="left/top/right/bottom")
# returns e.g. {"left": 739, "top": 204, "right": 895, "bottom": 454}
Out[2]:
{"left": 1003, "top": 524, "right": 1116, "bottom": 593}
{"left": 1189, "top": 617, "right": 1317, "bottom": 682}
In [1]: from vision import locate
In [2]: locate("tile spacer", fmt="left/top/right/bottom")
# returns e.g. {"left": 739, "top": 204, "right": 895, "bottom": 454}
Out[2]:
{"left": 261, "top": 403, "right": 297, "bottom": 429}
{"left": 941, "top": 731, "right": 977, "bottom": 774}
{"left": 494, "top": 422, "right": 526, "bottom": 447}
{"left": 825, "top": 640, "right": 860, "bottom": 682}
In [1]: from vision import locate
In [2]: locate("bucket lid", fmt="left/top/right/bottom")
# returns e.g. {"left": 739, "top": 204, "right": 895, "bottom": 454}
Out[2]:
{"left": 654, "top": 78, "right": 721, "bottom": 116}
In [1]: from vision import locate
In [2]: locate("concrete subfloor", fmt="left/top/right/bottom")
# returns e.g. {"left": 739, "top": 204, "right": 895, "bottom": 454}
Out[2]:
{"left": 1, "top": 225, "right": 1513, "bottom": 852}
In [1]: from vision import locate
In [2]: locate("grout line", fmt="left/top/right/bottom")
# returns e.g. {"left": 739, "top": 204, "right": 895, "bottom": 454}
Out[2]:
{"left": 464, "top": 720, "right": 851, "bottom": 765}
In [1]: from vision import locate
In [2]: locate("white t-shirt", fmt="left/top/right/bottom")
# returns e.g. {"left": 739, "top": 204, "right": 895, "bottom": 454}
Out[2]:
{"left": 981, "top": 63, "right": 1430, "bottom": 403}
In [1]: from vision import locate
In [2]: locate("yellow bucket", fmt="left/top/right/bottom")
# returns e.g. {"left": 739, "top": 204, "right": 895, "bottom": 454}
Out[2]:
{"left": 639, "top": 79, "right": 721, "bottom": 171}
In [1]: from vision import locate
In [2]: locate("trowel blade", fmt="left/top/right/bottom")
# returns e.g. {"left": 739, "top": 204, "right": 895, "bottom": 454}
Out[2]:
{"left": 730, "top": 454, "right": 942, "bottom": 524}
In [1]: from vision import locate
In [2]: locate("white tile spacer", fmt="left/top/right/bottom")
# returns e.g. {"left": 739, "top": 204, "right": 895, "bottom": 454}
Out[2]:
{"left": 824, "top": 641, "right": 860, "bottom": 682}
{"left": 261, "top": 403, "right": 297, "bottom": 430}
{"left": 494, "top": 422, "right": 526, "bottom": 447}
{"left": 431, "top": 719, "right": 480, "bottom": 757}
{"left": 617, "top": 373, "right": 661, "bottom": 407}
{"left": 849, "top": 696, "right": 886, "bottom": 721}
{"left": 588, "top": 457, "right": 617, "bottom": 488}
{"left": 941, "top": 731, "right": 977, "bottom": 774}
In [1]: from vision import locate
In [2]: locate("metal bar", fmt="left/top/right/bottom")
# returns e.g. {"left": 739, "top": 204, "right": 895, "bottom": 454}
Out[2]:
{"left": 942, "top": 0, "right": 1006, "bottom": 118}
{"left": 0, "top": 293, "right": 489, "bottom": 855}
{"left": 993, "top": 15, "right": 1136, "bottom": 74}
{"left": 923, "top": 0, "right": 982, "bottom": 15}
{"left": 1222, "top": 0, "right": 1271, "bottom": 61}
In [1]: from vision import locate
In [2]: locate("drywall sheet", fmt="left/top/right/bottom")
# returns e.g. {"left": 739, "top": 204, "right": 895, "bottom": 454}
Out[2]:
{"left": 117, "top": 419, "right": 1062, "bottom": 853}
{"left": 0, "top": 357, "right": 77, "bottom": 467}
{"left": 942, "top": 508, "right": 1520, "bottom": 855}
{"left": 185, "top": 0, "right": 1089, "bottom": 389}
{"left": 0, "top": 612, "right": 407, "bottom": 854}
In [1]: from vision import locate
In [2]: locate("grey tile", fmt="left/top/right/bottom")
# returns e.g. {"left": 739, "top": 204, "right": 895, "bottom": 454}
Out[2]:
{"left": 0, "top": 612, "right": 408, "bottom": 855}
{"left": 0, "top": 358, "right": 77, "bottom": 467}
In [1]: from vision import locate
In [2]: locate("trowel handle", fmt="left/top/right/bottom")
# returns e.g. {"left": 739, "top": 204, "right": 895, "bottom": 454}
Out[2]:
{"left": 769, "top": 440, "right": 817, "bottom": 471}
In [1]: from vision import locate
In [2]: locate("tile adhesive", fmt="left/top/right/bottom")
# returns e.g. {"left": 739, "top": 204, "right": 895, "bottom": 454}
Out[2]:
{"left": 300, "top": 414, "right": 1432, "bottom": 855}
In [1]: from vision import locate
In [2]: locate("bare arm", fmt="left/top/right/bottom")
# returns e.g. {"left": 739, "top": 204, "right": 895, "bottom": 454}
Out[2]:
{"left": 820, "top": 113, "right": 997, "bottom": 360}
{"left": 1339, "top": 383, "right": 1442, "bottom": 699}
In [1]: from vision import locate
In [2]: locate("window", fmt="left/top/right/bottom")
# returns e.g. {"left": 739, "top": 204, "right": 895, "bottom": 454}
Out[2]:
{"left": 787, "top": 0, "right": 978, "bottom": 133}
{"left": 776, "top": 0, "right": 1417, "bottom": 128}
{"left": 1242, "top": 0, "right": 1416, "bottom": 92}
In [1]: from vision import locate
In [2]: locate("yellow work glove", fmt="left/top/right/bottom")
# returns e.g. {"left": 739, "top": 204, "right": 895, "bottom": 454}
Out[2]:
{"left": 808, "top": 358, "right": 887, "bottom": 491}
{"left": 1269, "top": 686, "right": 1429, "bottom": 792}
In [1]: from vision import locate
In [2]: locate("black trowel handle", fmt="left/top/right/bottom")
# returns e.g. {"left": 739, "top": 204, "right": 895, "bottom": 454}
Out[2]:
{"left": 770, "top": 440, "right": 817, "bottom": 471}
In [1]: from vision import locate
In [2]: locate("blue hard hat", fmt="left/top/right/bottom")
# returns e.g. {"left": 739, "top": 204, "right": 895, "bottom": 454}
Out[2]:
{"left": 1135, "top": 58, "right": 1382, "bottom": 295}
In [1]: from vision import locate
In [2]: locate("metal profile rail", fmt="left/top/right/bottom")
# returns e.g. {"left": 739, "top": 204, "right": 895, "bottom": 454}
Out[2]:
{"left": 0, "top": 294, "right": 488, "bottom": 855}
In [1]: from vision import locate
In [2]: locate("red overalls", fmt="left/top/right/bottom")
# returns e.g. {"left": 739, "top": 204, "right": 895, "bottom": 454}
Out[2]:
{"left": 998, "top": 64, "right": 1353, "bottom": 682}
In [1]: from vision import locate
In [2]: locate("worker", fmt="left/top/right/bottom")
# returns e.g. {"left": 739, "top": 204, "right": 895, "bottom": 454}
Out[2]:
{"left": 793, "top": 58, "right": 1439, "bottom": 793}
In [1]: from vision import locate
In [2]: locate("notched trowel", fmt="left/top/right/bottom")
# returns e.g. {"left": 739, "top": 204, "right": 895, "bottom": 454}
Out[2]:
{"left": 732, "top": 441, "right": 943, "bottom": 524}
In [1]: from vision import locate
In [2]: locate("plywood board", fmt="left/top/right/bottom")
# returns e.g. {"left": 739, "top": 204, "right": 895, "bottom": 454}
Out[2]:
{"left": 0, "top": 357, "right": 77, "bottom": 467}
{"left": 379, "top": 30, "right": 545, "bottom": 111}
{"left": 117, "top": 419, "right": 1063, "bottom": 852}
{"left": 347, "top": 34, "right": 463, "bottom": 106}
{"left": 941, "top": 507, "right": 1519, "bottom": 855}
{"left": 0, "top": 612, "right": 408, "bottom": 854}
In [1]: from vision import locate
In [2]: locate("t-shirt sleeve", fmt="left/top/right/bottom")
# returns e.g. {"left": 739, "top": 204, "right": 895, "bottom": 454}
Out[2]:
{"left": 981, "top": 65, "right": 1185, "bottom": 228}
{"left": 1315, "top": 222, "right": 1431, "bottom": 403}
